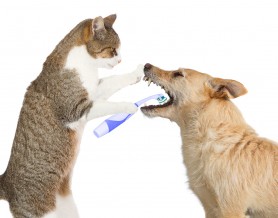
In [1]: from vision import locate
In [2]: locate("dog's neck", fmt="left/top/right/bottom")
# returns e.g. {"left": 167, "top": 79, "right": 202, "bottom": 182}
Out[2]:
{"left": 177, "top": 99, "right": 255, "bottom": 147}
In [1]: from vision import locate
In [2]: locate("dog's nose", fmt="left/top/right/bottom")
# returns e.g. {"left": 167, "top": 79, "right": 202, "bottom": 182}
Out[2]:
{"left": 144, "top": 63, "right": 152, "bottom": 71}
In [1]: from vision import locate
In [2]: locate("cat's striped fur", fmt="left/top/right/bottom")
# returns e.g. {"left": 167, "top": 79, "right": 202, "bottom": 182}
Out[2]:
{"left": 0, "top": 14, "right": 142, "bottom": 218}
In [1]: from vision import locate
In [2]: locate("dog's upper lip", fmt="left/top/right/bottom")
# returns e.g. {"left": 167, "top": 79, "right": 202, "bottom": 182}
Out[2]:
{"left": 143, "top": 74, "right": 170, "bottom": 93}
{"left": 142, "top": 74, "right": 175, "bottom": 109}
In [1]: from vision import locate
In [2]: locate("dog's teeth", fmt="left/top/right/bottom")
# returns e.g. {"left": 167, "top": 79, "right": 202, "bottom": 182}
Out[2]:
{"left": 143, "top": 76, "right": 149, "bottom": 82}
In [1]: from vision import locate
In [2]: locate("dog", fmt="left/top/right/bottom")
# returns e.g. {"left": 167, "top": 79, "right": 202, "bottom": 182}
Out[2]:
{"left": 141, "top": 63, "right": 278, "bottom": 218}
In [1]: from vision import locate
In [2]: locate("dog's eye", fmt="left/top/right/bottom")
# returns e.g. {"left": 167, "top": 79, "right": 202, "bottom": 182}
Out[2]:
{"left": 173, "top": 71, "right": 184, "bottom": 78}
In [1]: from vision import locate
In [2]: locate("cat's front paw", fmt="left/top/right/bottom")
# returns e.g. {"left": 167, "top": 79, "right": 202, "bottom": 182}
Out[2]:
{"left": 129, "top": 64, "right": 144, "bottom": 85}
{"left": 122, "top": 102, "right": 138, "bottom": 114}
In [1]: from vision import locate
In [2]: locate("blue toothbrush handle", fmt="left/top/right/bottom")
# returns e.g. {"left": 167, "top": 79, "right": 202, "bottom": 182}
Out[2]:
{"left": 94, "top": 112, "right": 134, "bottom": 138}
{"left": 94, "top": 93, "right": 165, "bottom": 138}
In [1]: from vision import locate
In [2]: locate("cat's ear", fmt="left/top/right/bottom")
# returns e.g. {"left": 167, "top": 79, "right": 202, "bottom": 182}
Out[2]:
{"left": 104, "top": 14, "right": 117, "bottom": 28}
{"left": 92, "top": 16, "right": 107, "bottom": 40}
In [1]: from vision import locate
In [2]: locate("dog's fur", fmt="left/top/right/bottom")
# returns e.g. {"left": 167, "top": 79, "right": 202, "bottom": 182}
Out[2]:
{"left": 141, "top": 63, "right": 278, "bottom": 218}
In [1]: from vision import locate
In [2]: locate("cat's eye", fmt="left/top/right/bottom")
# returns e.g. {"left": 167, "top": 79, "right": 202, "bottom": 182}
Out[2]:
{"left": 173, "top": 71, "right": 184, "bottom": 78}
{"left": 94, "top": 47, "right": 117, "bottom": 55}
{"left": 111, "top": 48, "right": 118, "bottom": 56}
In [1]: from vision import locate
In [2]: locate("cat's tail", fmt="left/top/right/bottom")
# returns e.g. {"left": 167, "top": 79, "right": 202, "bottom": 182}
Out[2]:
{"left": 0, "top": 174, "right": 6, "bottom": 200}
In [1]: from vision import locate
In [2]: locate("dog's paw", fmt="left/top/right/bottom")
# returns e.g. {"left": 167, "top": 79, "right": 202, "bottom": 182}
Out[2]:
{"left": 129, "top": 64, "right": 144, "bottom": 85}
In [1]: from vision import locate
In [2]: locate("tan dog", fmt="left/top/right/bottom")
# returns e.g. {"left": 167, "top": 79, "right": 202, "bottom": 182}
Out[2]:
{"left": 141, "top": 63, "right": 278, "bottom": 218}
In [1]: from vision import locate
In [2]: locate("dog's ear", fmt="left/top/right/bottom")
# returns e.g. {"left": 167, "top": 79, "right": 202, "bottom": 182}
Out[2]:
{"left": 208, "top": 78, "right": 247, "bottom": 99}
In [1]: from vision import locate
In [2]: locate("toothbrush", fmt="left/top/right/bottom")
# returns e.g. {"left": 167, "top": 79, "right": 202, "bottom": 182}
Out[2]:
{"left": 93, "top": 94, "right": 167, "bottom": 138}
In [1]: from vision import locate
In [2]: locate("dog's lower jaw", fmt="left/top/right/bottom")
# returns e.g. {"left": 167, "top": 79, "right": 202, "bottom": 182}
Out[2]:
{"left": 141, "top": 107, "right": 177, "bottom": 122}
{"left": 140, "top": 108, "right": 157, "bottom": 118}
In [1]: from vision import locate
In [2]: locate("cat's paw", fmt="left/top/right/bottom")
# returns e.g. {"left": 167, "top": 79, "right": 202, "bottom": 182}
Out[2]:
{"left": 122, "top": 102, "right": 138, "bottom": 114}
{"left": 129, "top": 64, "right": 144, "bottom": 85}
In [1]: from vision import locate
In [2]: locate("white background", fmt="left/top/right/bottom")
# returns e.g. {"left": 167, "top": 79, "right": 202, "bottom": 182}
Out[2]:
{"left": 0, "top": 0, "right": 278, "bottom": 217}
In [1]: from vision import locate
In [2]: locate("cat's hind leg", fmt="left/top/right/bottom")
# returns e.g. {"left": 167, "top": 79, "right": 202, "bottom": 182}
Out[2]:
{"left": 42, "top": 210, "right": 58, "bottom": 218}
{"left": 55, "top": 194, "right": 79, "bottom": 218}
{"left": 54, "top": 175, "right": 79, "bottom": 218}
{"left": 42, "top": 194, "right": 79, "bottom": 218}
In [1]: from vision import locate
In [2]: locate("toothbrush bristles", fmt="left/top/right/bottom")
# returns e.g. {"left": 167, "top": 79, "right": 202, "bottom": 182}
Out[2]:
{"left": 157, "top": 96, "right": 167, "bottom": 104}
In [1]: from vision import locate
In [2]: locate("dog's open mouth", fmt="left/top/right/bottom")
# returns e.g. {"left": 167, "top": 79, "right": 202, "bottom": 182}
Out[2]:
{"left": 141, "top": 75, "right": 174, "bottom": 110}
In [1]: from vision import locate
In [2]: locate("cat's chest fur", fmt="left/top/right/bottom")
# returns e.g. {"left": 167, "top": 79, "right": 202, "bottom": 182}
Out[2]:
{"left": 65, "top": 45, "right": 99, "bottom": 101}
{"left": 64, "top": 45, "right": 98, "bottom": 149}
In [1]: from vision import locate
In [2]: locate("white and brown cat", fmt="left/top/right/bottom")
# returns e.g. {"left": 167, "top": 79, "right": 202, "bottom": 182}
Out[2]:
{"left": 0, "top": 14, "right": 143, "bottom": 218}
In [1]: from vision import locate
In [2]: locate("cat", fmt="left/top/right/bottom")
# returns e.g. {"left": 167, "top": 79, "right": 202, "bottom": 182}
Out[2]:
{"left": 0, "top": 14, "right": 143, "bottom": 218}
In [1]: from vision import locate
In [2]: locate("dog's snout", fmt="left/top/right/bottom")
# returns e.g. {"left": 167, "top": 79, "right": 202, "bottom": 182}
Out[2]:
{"left": 144, "top": 63, "right": 152, "bottom": 71}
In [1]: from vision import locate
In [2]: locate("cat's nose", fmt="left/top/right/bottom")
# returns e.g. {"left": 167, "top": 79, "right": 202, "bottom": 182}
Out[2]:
{"left": 118, "top": 59, "right": 121, "bottom": 64}
{"left": 144, "top": 63, "right": 152, "bottom": 71}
